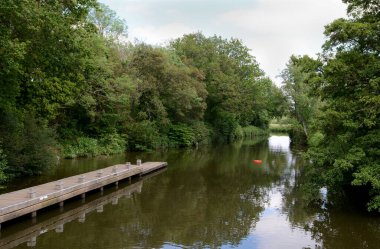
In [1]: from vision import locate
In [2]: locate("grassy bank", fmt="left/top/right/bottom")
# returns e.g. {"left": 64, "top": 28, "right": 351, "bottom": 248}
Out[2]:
{"left": 242, "top": 126, "right": 269, "bottom": 137}
{"left": 269, "top": 123, "right": 292, "bottom": 133}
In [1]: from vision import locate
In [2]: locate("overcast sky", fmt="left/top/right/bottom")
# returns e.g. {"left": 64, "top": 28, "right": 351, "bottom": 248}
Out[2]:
{"left": 99, "top": 0, "right": 347, "bottom": 85}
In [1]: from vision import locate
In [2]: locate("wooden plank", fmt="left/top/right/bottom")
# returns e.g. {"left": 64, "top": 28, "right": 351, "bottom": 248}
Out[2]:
{"left": 0, "top": 162, "right": 167, "bottom": 224}
{"left": 141, "top": 162, "right": 168, "bottom": 175}
{"left": 0, "top": 181, "right": 143, "bottom": 249}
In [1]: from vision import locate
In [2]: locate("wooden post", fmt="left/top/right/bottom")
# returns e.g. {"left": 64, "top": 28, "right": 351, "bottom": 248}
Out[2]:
{"left": 55, "top": 223, "right": 64, "bottom": 233}
{"left": 138, "top": 184, "right": 142, "bottom": 193}
{"left": 59, "top": 201, "right": 64, "bottom": 211}
{"left": 55, "top": 181, "right": 64, "bottom": 190}
{"left": 27, "top": 236, "right": 37, "bottom": 247}
{"left": 97, "top": 170, "right": 103, "bottom": 177}
{"left": 112, "top": 166, "right": 117, "bottom": 174}
{"left": 126, "top": 162, "right": 131, "bottom": 169}
{"left": 96, "top": 205, "right": 103, "bottom": 213}
{"left": 78, "top": 213, "right": 86, "bottom": 223}
{"left": 78, "top": 175, "right": 85, "bottom": 183}
{"left": 137, "top": 159, "right": 142, "bottom": 166}
{"left": 28, "top": 188, "right": 36, "bottom": 198}
{"left": 112, "top": 197, "right": 118, "bottom": 205}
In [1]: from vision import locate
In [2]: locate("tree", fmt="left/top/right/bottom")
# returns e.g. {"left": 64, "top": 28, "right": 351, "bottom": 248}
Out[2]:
{"left": 171, "top": 33, "right": 283, "bottom": 138}
{"left": 128, "top": 44, "right": 207, "bottom": 125}
{"left": 280, "top": 55, "right": 322, "bottom": 140}
{"left": 307, "top": 0, "right": 380, "bottom": 211}
{"left": 0, "top": 0, "right": 98, "bottom": 176}
{"left": 88, "top": 3, "right": 128, "bottom": 41}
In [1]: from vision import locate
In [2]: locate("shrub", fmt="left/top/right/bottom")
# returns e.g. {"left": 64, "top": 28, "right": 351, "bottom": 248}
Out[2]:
{"left": 127, "top": 121, "right": 162, "bottom": 151}
{"left": 289, "top": 123, "right": 308, "bottom": 145}
{"left": 269, "top": 123, "right": 292, "bottom": 133}
{"left": 213, "top": 111, "right": 239, "bottom": 140}
{"left": 308, "top": 131, "right": 324, "bottom": 147}
{"left": 242, "top": 126, "right": 269, "bottom": 137}
{"left": 168, "top": 124, "right": 195, "bottom": 147}
{"left": 232, "top": 125, "right": 244, "bottom": 139}
{"left": 62, "top": 137, "right": 99, "bottom": 158}
{"left": 191, "top": 121, "right": 212, "bottom": 145}
{"left": 99, "top": 132, "right": 126, "bottom": 155}
{"left": 0, "top": 112, "right": 58, "bottom": 176}
{"left": 0, "top": 147, "right": 8, "bottom": 184}
{"left": 19, "top": 117, "right": 58, "bottom": 175}
{"left": 62, "top": 133, "right": 126, "bottom": 158}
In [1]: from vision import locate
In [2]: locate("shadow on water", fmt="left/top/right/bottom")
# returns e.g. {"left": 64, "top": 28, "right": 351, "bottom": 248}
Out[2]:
{"left": 1, "top": 135, "right": 380, "bottom": 248}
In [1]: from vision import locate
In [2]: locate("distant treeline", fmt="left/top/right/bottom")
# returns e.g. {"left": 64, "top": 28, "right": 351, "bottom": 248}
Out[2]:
{"left": 0, "top": 1, "right": 285, "bottom": 181}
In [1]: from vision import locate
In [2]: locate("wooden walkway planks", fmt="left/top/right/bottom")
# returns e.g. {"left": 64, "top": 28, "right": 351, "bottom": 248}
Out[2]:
{"left": 0, "top": 161, "right": 167, "bottom": 225}
{"left": 0, "top": 181, "right": 144, "bottom": 249}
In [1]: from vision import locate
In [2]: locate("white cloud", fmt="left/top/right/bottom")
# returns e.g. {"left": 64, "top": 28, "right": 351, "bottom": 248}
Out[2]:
{"left": 101, "top": 0, "right": 347, "bottom": 85}
{"left": 219, "top": 0, "right": 346, "bottom": 84}
{"left": 129, "top": 23, "right": 196, "bottom": 45}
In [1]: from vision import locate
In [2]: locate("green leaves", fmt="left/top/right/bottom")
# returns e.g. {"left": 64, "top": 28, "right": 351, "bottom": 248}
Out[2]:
{"left": 0, "top": 147, "right": 8, "bottom": 184}
{"left": 171, "top": 33, "right": 284, "bottom": 135}
{"left": 88, "top": 3, "right": 128, "bottom": 41}
{"left": 0, "top": 2, "right": 285, "bottom": 177}
{"left": 280, "top": 55, "right": 322, "bottom": 139}
{"left": 128, "top": 44, "right": 207, "bottom": 124}
{"left": 303, "top": 0, "right": 380, "bottom": 212}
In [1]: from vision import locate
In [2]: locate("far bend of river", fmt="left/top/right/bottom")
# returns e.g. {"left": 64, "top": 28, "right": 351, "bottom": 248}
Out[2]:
{"left": 2, "top": 135, "right": 380, "bottom": 249}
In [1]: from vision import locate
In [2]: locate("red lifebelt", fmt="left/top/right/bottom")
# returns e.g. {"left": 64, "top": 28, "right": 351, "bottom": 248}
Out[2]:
{"left": 252, "top": 160, "right": 262, "bottom": 164}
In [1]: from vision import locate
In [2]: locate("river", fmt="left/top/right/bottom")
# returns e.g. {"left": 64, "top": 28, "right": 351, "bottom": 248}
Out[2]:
{"left": 1, "top": 135, "right": 379, "bottom": 249}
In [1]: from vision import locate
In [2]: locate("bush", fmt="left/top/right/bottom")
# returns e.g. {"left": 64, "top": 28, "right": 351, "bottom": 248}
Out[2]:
{"left": 213, "top": 111, "right": 239, "bottom": 140}
{"left": 168, "top": 124, "right": 195, "bottom": 147}
{"left": 191, "top": 121, "right": 213, "bottom": 145}
{"left": 0, "top": 111, "right": 58, "bottom": 176}
{"left": 289, "top": 123, "right": 307, "bottom": 145}
{"left": 232, "top": 125, "right": 244, "bottom": 139}
{"left": 62, "top": 133, "right": 126, "bottom": 158}
{"left": 62, "top": 137, "right": 99, "bottom": 158}
{"left": 242, "top": 126, "right": 269, "bottom": 137}
{"left": 0, "top": 147, "right": 8, "bottom": 184}
{"left": 99, "top": 132, "right": 126, "bottom": 155}
{"left": 19, "top": 117, "right": 58, "bottom": 175}
{"left": 308, "top": 131, "right": 324, "bottom": 147}
{"left": 269, "top": 123, "right": 292, "bottom": 132}
{"left": 127, "top": 121, "right": 163, "bottom": 151}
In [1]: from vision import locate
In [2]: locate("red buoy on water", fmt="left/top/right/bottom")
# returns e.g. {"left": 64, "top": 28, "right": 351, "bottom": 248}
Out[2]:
{"left": 252, "top": 160, "right": 262, "bottom": 164}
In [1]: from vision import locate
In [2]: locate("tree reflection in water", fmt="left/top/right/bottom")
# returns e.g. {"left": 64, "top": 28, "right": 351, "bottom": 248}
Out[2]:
{"left": 7, "top": 135, "right": 380, "bottom": 249}
{"left": 281, "top": 139, "right": 380, "bottom": 249}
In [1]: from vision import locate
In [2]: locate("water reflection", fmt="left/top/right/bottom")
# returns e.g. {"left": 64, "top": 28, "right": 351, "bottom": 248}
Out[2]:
{"left": 0, "top": 180, "right": 144, "bottom": 249}
{"left": 3, "top": 135, "right": 380, "bottom": 249}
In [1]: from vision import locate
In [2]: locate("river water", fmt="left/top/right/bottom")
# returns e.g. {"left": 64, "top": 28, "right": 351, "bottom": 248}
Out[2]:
{"left": 1, "top": 135, "right": 380, "bottom": 249}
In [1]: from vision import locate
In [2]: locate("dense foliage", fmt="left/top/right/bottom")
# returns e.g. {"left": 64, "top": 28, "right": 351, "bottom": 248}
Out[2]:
{"left": 280, "top": 55, "right": 322, "bottom": 144}
{"left": 171, "top": 34, "right": 285, "bottom": 135}
{"left": 0, "top": 1, "right": 284, "bottom": 181}
{"left": 282, "top": 0, "right": 380, "bottom": 211}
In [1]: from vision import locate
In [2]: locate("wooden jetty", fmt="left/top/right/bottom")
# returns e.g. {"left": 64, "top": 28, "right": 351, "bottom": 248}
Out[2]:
{"left": 0, "top": 161, "right": 167, "bottom": 229}
{"left": 0, "top": 179, "right": 152, "bottom": 249}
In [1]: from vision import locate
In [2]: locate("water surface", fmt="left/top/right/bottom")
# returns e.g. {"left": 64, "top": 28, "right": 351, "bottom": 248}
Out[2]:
{"left": 2, "top": 135, "right": 380, "bottom": 249}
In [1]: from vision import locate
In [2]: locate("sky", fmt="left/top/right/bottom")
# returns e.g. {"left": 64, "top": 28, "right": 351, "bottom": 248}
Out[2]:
{"left": 99, "top": 0, "right": 347, "bottom": 85}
